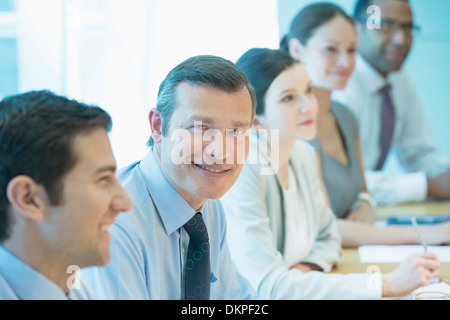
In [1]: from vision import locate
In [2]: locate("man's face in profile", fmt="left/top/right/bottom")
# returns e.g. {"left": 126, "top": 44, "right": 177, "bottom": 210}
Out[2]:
{"left": 45, "top": 128, "right": 132, "bottom": 268}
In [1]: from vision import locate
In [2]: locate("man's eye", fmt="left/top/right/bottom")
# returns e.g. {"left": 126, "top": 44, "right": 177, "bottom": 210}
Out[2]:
{"left": 231, "top": 128, "right": 244, "bottom": 136}
{"left": 98, "top": 176, "right": 111, "bottom": 184}
{"left": 192, "top": 124, "right": 207, "bottom": 131}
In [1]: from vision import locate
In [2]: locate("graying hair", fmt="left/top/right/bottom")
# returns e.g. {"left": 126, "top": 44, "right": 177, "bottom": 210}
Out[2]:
{"left": 147, "top": 55, "right": 256, "bottom": 147}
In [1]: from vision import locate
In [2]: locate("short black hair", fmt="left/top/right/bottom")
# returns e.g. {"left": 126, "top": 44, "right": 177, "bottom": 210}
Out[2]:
{"left": 0, "top": 90, "right": 112, "bottom": 243}
{"left": 353, "top": 0, "right": 410, "bottom": 22}
{"left": 354, "top": 0, "right": 374, "bottom": 21}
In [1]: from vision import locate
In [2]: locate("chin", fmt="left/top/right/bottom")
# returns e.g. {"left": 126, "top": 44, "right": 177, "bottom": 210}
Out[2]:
{"left": 198, "top": 188, "right": 230, "bottom": 200}
{"left": 90, "top": 250, "right": 111, "bottom": 267}
{"left": 197, "top": 180, "right": 236, "bottom": 200}
{"left": 334, "top": 82, "right": 348, "bottom": 91}
{"left": 388, "top": 63, "right": 404, "bottom": 72}
{"left": 381, "top": 59, "right": 405, "bottom": 74}
{"left": 297, "top": 130, "right": 317, "bottom": 142}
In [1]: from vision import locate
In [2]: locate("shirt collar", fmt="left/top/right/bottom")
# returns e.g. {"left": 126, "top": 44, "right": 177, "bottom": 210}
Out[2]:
{"left": 356, "top": 54, "right": 389, "bottom": 93}
{"left": 0, "top": 245, "right": 69, "bottom": 300}
{"left": 139, "top": 150, "right": 197, "bottom": 236}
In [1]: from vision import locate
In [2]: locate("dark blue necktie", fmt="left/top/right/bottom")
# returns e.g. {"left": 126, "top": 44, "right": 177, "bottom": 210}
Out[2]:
{"left": 183, "top": 212, "right": 210, "bottom": 300}
{"left": 375, "top": 85, "right": 396, "bottom": 171}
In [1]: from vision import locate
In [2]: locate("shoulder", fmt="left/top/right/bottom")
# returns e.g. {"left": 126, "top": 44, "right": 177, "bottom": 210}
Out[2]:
{"left": 69, "top": 279, "right": 97, "bottom": 300}
{"left": 390, "top": 67, "right": 414, "bottom": 85}
{"left": 202, "top": 199, "right": 228, "bottom": 240}
{"left": 290, "top": 141, "right": 320, "bottom": 183}
{"left": 390, "top": 68, "right": 418, "bottom": 98}
{"left": 237, "top": 135, "right": 273, "bottom": 184}
{"left": 115, "top": 160, "right": 159, "bottom": 231}
{"left": 113, "top": 166, "right": 159, "bottom": 253}
{"left": 117, "top": 161, "right": 148, "bottom": 208}
{"left": 332, "top": 101, "right": 359, "bottom": 134}
{"left": 291, "top": 140, "right": 316, "bottom": 162}
{"left": 0, "top": 275, "right": 18, "bottom": 300}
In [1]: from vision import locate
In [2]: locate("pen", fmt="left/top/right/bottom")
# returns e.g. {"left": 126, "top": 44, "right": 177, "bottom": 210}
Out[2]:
{"left": 411, "top": 215, "right": 428, "bottom": 252}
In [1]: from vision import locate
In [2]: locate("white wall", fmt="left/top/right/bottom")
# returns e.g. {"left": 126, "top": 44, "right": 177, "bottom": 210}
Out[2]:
{"left": 3, "top": 0, "right": 280, "bottom": 169}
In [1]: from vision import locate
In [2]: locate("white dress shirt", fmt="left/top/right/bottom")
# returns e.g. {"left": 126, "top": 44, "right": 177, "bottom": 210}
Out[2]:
{"left": 0, "top": 245, "right": 95, "bottom": 300}
{"left": 333, "top": 55, "right": 450, "bottom": 204}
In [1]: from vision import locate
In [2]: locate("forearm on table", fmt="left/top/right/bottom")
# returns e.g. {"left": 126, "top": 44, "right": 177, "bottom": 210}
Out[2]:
{"left": 427, "top": 169, "right": 450, "bottom": 199}
{"left": 336, "top": 219, "right": 418, "bottom": 248}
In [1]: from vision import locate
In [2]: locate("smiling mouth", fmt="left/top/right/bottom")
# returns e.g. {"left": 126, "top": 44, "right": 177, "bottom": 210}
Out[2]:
{"left": 194, "top": 164, "right": 230, "bottom": 173}
{"left": 299, "top": 119, "right": 314, "bottom": 126}
{"left": 101, "top": 225, "right": 112, "bottom": 232}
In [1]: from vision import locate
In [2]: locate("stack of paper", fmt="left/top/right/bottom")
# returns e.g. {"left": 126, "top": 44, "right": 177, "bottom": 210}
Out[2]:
{"left": 358, "top": 245, "right": 450, "bottom": 264}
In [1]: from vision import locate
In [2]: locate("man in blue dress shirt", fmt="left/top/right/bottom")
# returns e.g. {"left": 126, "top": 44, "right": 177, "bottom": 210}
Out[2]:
{"left": 84, "top": 55, "right": 257, "bottom": 299}
{"left": 0, "top": 91, "right": 132, "bottom": 299}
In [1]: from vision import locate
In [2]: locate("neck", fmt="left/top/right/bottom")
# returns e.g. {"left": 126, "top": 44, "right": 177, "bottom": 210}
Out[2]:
{"left": 312, "top": 87, "right": 333, "bottom": 121}
{"left": 3, "top": 225, "right": 73, "bottom": 295}
{"left": 360, "top": 52, "right": 389, "bottom": 78}
{"left": 278, "top": 138, "right": 296, "bottom": 172}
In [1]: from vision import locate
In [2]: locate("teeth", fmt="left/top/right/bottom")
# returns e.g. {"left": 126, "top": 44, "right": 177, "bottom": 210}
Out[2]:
{"left": 199, "top": 165, "right": 226, "bottom": 173}
{"left": 101, "top": 225, "right": 113, "bottom": 233}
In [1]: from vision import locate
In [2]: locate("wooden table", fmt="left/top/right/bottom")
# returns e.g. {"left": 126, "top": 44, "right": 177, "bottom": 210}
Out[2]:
{"left": 331, "top": 201, "right": 450, "bottom": 281}
{"left": 332, "top": 248, "right": 450, "bottom": 281}
{"left": 376, "top": 200, "right": 450, "bottom": 220}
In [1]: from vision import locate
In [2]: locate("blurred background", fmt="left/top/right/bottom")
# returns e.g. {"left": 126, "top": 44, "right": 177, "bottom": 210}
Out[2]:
{"left": 0, "top": 0, "right": 449, "bottom": 171}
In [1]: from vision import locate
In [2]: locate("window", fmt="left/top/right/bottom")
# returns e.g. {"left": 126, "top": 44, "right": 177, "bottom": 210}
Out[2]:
{"left": 0, "top": 0, "right": 18, "bottom": 99}
{"left": 0, "top": 0, "right": 279, "bottom": 168}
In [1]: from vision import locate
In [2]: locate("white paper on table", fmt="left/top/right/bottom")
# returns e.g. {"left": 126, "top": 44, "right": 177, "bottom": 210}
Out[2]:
{"left": 358, "top": 245, "right": 450, "bottom": 263}
{"left": 388, "top": 282, "right": 450, "bottom": 300}
{"left": 414, "top": 282, "right": 450, "bottom": 296}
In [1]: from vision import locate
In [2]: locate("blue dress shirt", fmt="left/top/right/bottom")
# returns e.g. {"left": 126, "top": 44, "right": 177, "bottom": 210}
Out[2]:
{"left": 0, "top": 245, "right": 95, "bottom": 300}
{"left": 83, "top": 151, "right": 255, "bottom": 300}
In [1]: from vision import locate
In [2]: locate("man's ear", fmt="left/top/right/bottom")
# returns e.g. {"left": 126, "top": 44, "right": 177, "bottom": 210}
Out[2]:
{"left": 149, "top": 108, "right": 163, "bottom": 144}
{"left": 6, "top": 176, "right": 48, "bottom": 221}
{"left": 288, "top": 38, "right": 304, "bottom": 62}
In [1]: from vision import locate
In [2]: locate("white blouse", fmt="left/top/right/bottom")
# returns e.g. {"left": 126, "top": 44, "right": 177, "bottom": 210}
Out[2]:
{"left": 282, "top": 165, "right": 312, "bottom": 269}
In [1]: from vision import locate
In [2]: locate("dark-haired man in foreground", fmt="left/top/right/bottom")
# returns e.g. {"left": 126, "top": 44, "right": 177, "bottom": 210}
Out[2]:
{"left": 0, "top": 90, "right": 132, "bottom": 299}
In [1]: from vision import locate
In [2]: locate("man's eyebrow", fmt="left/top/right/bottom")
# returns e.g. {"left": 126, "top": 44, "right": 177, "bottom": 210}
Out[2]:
{"left": 93, "top": 165, "right": 117, "bottom": 176}
{"left": 186, "top": 115, "right": 214, "bottom": 124}
{"left": 186, "top": 116, "right": 251, "bottom": 128}
{"left": 230, "top": 120, "right": 251, "bottom": 128}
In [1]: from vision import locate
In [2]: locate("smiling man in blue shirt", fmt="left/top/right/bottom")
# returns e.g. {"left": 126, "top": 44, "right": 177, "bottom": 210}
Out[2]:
{"left": 84, "top": 55, "right": 257, "bottom": 300}
{"left": 0, "top": 91, "right": 132, "bottom": 300}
